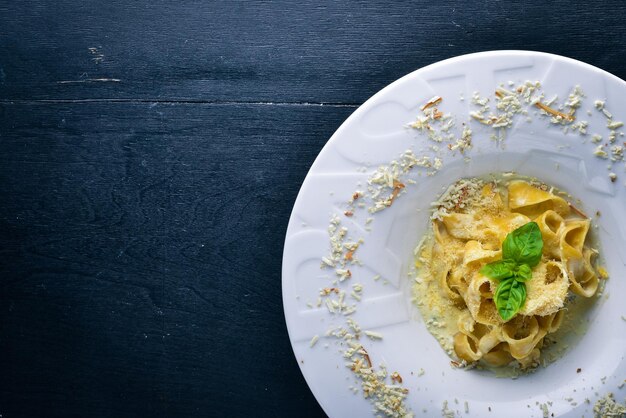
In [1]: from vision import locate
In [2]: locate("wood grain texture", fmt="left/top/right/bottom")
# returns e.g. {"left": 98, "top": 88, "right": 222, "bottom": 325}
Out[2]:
{"left": 1, "top": 1, "right": 626, "bottom": 417}
{"left": 0, "top": 102, "right": 351, "bottom": 417}
{"left": 1, "top": 1, "right": 625, "bottom": 103}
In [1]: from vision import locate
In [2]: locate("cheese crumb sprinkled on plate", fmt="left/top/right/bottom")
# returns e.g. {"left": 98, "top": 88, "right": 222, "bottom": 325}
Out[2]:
{"left": 310, "top": 335, "right": 320, "bottom": 348}
{"left": 347, "top": 318, "right": 361, "bottom": 334}
{"left": 364, "top": 330, "right": 383, "bottom": 340}
{"left": 593, "top": 393, "right": 626, "bottom": 417}
{"left": 441, "top": 400, "right": 455, "bottom": 418}
{"left": 611, "top": 146, "right": 624, "bottom": 161}
{"left": 608, "top": 120, "right": 624, "bottom": 130}
{"left": 390, "top": 371, "right": 403, "bottom": 384}
{"left": 594, "top": 145, "right": 609, "bottom": 159}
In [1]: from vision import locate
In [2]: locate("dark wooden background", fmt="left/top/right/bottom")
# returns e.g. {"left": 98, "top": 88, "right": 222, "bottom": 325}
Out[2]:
{"left": 1, "top": 1, "right": 625, "bottom": 417}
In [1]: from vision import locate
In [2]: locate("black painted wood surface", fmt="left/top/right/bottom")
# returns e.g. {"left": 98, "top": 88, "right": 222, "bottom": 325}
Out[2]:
{"left": 1, "top": 1, "right": 625, "bottom": 417}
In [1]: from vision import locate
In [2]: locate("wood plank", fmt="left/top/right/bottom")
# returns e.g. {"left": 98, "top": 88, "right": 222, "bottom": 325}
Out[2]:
{"left": 0, "top": 102, "right": 351, "bottom": 416}
{"left": 1, "top": 1, "right": 625, "bottom": 102}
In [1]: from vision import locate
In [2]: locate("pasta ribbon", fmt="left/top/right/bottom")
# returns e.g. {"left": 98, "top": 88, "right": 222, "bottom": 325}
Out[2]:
{"left": 502, "top": 316, "right": 547, "bottom": 360}
{"left": 534, "top": 210, "right": 565, "bottom": 258}
{"left": 560, "top": 219, "right": 590, "bottom": 256}
{"left": 567, "top": 248, "right": 599, "bottom": 297}
{"left": 537, "top": 310, "right": 565, "bottom": 334}
{"left": 441, "top": 213, "right": 482, "bottom": 241}
{"left": 508, "top": 180, "right": 570, "bottom": 218}
{"left": 481, "top": 343, "right": 514, "bottom": 367}
{"left": 454, "top": 332, "right": 482, "bottom": 362}
{"left": 466, "top": 273, "right": 501, "bottom": 326}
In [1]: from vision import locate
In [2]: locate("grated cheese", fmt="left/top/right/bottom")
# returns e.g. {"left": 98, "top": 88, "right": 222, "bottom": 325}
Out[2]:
{"left": 310, "top": 335, "right": 320, "bottom": 348}
{"left": 364, "top": 330, "right": 383, "bottom": 340}
{"left": 430, "top": 178, "right": 484, "bottom": 221}
{"left": 593, "top": 393, "right": 626, "bottom": 417}
{"left": 594, "top": 145, "right": 609, "bottom": 159}
{"left": 608, "top": 120, "right": 624, "bottom": 130}
{"left": 611, "top": 145, "right": 624, "bottom": 161}
{"left": 367, "top": 151, "right": 436, "bottom": 214}
{"left": 441, "top": 400, "right": 455, "bottom": 418}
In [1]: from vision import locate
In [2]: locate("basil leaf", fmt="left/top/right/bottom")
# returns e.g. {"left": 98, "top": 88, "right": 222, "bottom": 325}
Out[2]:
{"left": 494, "top": 277, "right": 527, "bottom": 321}
{"left": 513, "top": 263, "right": 533, "bottom": 282}
{"left": 480, "top": 259, "right": 516, "bottom": 281}
{"left": 502, "top": 222, "right": 543, "bottom": 267}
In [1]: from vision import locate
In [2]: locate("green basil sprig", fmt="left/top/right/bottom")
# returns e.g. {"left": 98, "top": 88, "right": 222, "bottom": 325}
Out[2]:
{"left": 479, "top": 222, "right": 543, "bottom": 321}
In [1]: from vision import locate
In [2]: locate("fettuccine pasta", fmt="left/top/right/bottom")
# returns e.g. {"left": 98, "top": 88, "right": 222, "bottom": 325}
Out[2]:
{"left": 413, "top": 177, "right": 605, "bottom": 370}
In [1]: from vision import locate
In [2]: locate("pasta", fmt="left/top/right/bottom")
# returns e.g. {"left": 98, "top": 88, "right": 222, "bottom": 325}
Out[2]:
{"left": 414, "top": 177, "right": 604, "bottom": 370}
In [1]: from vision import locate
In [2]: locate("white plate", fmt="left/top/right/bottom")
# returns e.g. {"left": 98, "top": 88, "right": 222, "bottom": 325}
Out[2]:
{"left": 282, "top": 51, "right": 626, "bottom": 418}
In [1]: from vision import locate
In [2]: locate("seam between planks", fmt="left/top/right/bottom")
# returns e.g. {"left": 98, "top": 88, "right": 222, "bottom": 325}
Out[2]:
{"left": 0, "top": 99, "right": 360, "bottom": 107}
